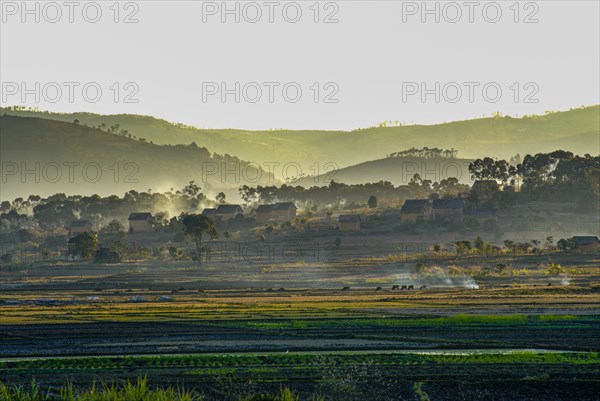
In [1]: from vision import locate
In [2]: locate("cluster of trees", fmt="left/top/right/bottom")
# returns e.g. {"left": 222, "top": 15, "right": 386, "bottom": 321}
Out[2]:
{"left": 239, "top": 178, "right": 469, "bottom": 209}
{"left": 386, "top": 147, "right": 458, "bottom": 159}
{"left": 469, "top": 158, "right": 516, "bottom": 185}
{"left": 65, "top": 213, "right": 219, "bottom": 265}
{"left": 459, "top": 236, "right": 586, "bottom": 255}
{"left": 408, "top": 175, "right": 469, "bottom": 199}
{"left": 1, "top": 105, "right": 33, "bottom": 112}
{"left": 469, "top": 151, "right": 599, "bottom": 209}
{"left": 451, "top": 236, "right": 562, "bottom": 257}
{"left": 0, "top": 181, "right": 209, "bottom": 233}
{"left": 501, "top": 237, "right": 555, "bottom": 254}
{"left": 80, "top": 121, "right": 134, "bottom": 140}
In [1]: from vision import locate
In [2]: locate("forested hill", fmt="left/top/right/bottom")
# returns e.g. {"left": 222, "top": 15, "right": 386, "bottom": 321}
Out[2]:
{"left": 0, "top": 115, "right": 274, "bottom": 200}
{"left": 2, "top": 106, "right": 598, "bottom": 171}
{"left": 296, "top": 155, "right": 476, "bottom": 187}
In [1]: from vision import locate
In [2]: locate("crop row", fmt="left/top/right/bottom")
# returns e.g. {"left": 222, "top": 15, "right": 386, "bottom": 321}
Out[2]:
{"left": 210, "top": 314, "right": 600, "bottom": 330}
{"left": 2, "top": 351, "right": 599, "bottom": 372}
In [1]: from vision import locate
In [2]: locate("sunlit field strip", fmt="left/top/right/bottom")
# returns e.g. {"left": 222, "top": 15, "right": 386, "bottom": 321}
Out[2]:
{"left": 2, "top": 292, "right": 600, "bottom": 324}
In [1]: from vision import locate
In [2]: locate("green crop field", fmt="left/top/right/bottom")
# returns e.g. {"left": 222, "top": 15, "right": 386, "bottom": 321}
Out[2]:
{"left": 2, "top": 351, "right": 599, "bottom": 400}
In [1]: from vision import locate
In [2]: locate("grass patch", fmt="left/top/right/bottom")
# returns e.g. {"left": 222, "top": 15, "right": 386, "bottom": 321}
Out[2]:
{"left": 0, "top": 377, "right": 201, "bottom": 401}
{"left": 0, "top": 377, "right": 313, "bottom": 401}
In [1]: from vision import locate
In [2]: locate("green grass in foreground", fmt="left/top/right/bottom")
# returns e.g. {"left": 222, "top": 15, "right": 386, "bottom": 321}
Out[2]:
{"left": 0, "top": 377, "right": 308, "bottom": 401}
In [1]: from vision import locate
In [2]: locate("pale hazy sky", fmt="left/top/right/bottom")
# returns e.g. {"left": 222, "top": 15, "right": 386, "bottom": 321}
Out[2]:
{"left": 1, "top": 0, "right": 599, "bottom": 130}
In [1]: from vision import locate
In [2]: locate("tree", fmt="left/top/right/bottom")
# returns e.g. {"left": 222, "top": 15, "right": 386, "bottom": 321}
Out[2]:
{"left": 367, "top": 195, "right": 378, "bottom": 209}
{"left": 182, "top": 214, "right": 218, "bottom": 264}
{"left": 183, "top": 181, "right": 201, "bottom": 198}
{"left": 103, "top": 219, "right": 125, "bottom": 233}
{"left": 469, "top": 157, "right": 510, "bottom": 184}
{"left": 557, "top": 237, "right": 575, "bottom": 251}
{"left": 216, "top": 192, "right": 226, "bottom": 204}
{"left": 99, "top": 219, "right": 126, "bottom": 243}
{"left": 503, "top": 239, "right": 515, "bottom": 252}
{"left": 455, "top": 240, "right": 471, "bottom": 256}
{"left": 0, "top": 201, "right": 10, "bottom": 213}
{"left": 150, "top": 212, "right": 169, "bottom": 230}
{"left": 474, "top": 236, "right": 485, "bottom": 254}
{"left": 68, "top": 232, "right": 99, "bottom": 260}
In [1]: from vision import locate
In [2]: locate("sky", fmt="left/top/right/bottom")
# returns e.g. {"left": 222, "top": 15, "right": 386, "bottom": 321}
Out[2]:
{"left": 1, "top": 0, "right": 599, "bottom": 130}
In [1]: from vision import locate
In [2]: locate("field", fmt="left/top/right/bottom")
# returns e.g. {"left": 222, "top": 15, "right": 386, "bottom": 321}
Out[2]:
{"left": 2, "top": 350, "right": 599, "bottom": 400}
{"left": 2, "top": 250, "right": 600, "bottom": 400}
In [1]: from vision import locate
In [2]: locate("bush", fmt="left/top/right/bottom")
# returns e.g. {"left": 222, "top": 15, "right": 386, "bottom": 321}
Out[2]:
{"left": 94, "top": 247, "right": 122, "bottom": 264}
{"left": 67, "top": 232, "right": 99, "bottom": 260}
{"left": 546, "top": 263, "right": 563, "bottom": 276}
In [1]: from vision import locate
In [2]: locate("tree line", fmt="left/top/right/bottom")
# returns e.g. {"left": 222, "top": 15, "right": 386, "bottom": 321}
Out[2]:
{"left": 468, "top": 150, "right": 599, "bottom": 209}
{"left": 386, "top": 147, "right": 458, "bottom": 159}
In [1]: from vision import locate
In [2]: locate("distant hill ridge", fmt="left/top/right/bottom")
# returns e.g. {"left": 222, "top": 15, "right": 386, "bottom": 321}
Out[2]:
{"left": 0, "top": 115, "right": 275, "bottom": 200}
{"left": 2, "top": 106, "right": 598, "bottom": 171}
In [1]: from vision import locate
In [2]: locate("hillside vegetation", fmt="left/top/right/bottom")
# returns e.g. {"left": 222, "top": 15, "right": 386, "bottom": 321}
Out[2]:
{"left": 2, "top": 106, "right": 598, "bottom": 171}
{"left": 297, "top": 156, "right": 475, "bottom": 186}
{"left": 0, "top": 116, "right": 274, "bottom": 200}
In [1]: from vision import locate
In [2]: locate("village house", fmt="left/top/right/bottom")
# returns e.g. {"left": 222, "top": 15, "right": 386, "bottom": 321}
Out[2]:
{"left": 255, "top": 202, "right": 297, "bottom": 223}
{"left": 432, "top": 198, "right": 464, "bottom": 222}
{"left": 573, "top": 236, "right": 600, "bottom": 251}
{"left": 201, "top": 208, "right": 217, "bottom": 219}
{"left": 271, "top": 202, "right": 297, "bottom": 221}
{"left": 400, "top": 199, "right": 432, "bottom": 222}
{"left": 128, "top": 212, "right": 153, "bottom": 233}
{"left": 339, "top": 214, "right": 361, "bottom": 231}
{"left": 255, "top": 205, "right": 274, "bottom": 222}
{"left": 69, "top": 220, "right": 92, "bottom": 237}
{"left": 215, "top": 204, "right": 244, "bottom": 220}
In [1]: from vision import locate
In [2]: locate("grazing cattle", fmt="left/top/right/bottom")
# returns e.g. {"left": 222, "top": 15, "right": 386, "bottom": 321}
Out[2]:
{"left": 419, "top": 285, "right": 428, "bottom": 291}
{"left": 342, "top": 286, "right": 350, "bottom": 291}
{"left": 376, "top": 286, "right": 382, "bottom": 291}
{"left": 401, "top": 285, "right": 407, "bottom": 290}
{"left": 392, "top": 285, "right": 400, "bottom": 290}
{"left": 408, "top": 285, "right": 414, "bottom": 290}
